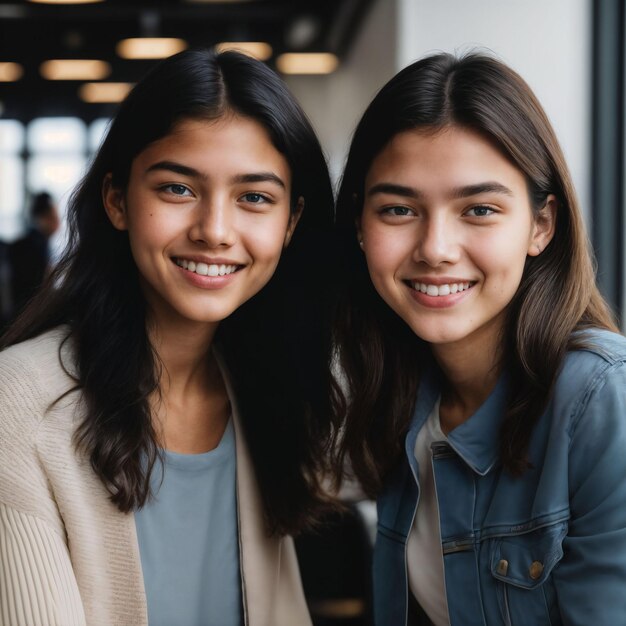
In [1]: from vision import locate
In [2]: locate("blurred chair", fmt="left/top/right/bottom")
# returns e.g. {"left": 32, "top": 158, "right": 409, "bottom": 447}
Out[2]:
{"left": 295, "top": 502, "right": 374, "bottom": 626}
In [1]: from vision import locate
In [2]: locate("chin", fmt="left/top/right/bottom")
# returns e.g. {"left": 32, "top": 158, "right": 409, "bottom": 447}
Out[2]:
{"left": 170, "top": 305, "right": 234, "bottom": 325}
{"left": 407, "top": 323, "right": 467, "bottom": 347}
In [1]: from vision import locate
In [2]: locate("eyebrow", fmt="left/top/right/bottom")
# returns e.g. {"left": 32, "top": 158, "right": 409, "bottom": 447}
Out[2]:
{"left": 145, "top": 161, "right": 286, "bottom": 190}
{"left": 231, "top": 172, "right": 286, "bottom": 189}
{"left": 367, "top": 181, "right": 514, "bottom": 200}
{"left": 146, "top": 161, "right": 204, "bottom": 179}
{"left": 451, "top": 182, "right": 514, "bottom": 199}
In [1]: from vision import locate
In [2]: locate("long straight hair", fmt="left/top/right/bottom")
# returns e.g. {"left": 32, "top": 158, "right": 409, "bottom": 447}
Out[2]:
{"left": 333, "top": 52, "right": 618, "bottom": 496}
{"left": 2, "top": 48, "right": 340, "bottom": 535}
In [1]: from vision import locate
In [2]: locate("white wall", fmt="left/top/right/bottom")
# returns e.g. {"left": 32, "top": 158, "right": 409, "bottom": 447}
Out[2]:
{"left": 287, "top": 0, "right": 592, "bottom": 221}
{"left": 397, "top": 0, "right": 592, "bottom": 220}
{"left": 285, "top": 0, "right": 398, "bottom": 186}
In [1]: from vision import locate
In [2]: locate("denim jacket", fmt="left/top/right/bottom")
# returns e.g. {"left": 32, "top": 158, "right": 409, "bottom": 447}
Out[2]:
{"left": 373, "top": 329, "right": 626, "bottom": 626}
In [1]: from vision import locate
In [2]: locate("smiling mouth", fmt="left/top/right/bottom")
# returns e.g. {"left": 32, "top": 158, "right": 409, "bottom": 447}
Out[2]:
{"left": 407, "top": 280, "right": 476, "bottom": 296}
{"left": 174, "top": 258, "right": 242, "bottom": 277}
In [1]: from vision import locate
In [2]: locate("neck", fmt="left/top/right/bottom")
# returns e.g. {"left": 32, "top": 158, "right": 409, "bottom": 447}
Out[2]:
{"left": 431, "top": 326, "right": 503, "bottom": 434}
{"left": 147, "top": 315, "right": 229, "bottom": 454}
{"left": 148, "top": 317, "right": 217, "bottom": 386}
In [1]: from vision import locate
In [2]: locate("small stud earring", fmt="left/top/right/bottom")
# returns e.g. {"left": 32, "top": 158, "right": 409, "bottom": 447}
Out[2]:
{"left": 358, "top": 239, "right": 364, "bottom": 248}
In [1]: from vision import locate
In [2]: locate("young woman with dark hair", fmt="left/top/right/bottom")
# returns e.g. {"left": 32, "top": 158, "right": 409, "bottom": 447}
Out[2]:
{"left": 333, "top": 52, "right": 626, "bottom": 625}
{"left": 0, "top": 48, "right": 339, "bottom": 626}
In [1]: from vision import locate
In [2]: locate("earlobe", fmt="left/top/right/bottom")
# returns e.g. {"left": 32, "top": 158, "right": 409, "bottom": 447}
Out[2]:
{"left": 528, "top": 194, "right": 557, "bottom": 257}
{"left": 102, "top": 173, "right": 128, "bottom": 231}
{"left": 284, "top": 196, "right": 304, "bottom": 247}
{"left": 355, "top": 218, "right": 363, "bottom": 249}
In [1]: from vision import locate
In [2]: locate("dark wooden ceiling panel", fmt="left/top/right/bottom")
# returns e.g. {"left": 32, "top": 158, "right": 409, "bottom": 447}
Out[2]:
{"left": 0, "top": 0, "right": 373, "bottom": 121}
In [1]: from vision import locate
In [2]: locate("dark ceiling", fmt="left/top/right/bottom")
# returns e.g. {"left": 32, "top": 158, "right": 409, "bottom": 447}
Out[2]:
{"left": 0, "top": 0, "right": 373, "bottom": 122}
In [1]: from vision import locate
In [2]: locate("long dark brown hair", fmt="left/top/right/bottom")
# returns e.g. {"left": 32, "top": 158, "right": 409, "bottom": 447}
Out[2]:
{"left": 1, "top": 48, "right": 341, "bottom": 535}
{"left": 333, "top": 51, "right": 619, "bottom": 497}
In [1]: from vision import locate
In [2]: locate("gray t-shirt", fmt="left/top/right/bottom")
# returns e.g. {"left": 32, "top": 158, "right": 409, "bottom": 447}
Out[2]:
{"left": 135, "top": 418, "right": 242, "bottom": 626}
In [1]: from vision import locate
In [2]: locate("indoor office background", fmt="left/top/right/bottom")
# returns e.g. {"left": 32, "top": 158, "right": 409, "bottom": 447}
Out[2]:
{"left": 0, "top": 0, "right": 623, "bottom": 624}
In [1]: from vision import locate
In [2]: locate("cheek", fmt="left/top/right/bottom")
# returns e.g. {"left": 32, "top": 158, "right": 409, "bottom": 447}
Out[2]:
{"left": 126, "top": 215, "right": 168, "bottom": 257}
{"left": 243, "top": 215, "right": 291, "bottom": 264}
{"left": 477, "top": 230, "right": 530, "bottom": 271}
{"left": 473, "top": 234, "right": 529, "bottom": 300}
{"left": 364, "top": 229, "right": 411, "bottom": 278}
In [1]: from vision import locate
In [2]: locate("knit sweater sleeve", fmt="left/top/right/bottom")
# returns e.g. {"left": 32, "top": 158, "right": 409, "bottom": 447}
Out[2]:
{"left": 0, "top": 335, "right": 86, "bottom": 626}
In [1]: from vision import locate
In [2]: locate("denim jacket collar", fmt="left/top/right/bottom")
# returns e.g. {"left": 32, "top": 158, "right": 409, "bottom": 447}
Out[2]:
{"left": 405, "top": 360, "right": 510, "bottom": 477}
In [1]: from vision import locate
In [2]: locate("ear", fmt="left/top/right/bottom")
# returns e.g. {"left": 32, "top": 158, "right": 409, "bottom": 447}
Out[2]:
{"left": 528, "top": 194, "right": 557, "bottom": 257}
{"left": 355, "top": 217, "right": 364, "bottom": 250}
{"left": 102, "top": 173, "right": 128, "bottom": 231}
{"left": 284, "top": 196, "right": 304, "bottom": 247}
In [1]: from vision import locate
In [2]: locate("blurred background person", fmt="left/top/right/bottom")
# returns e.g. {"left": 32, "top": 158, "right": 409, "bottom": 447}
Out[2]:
{"left": 7, "top": 191, "right": 60, "bottom": 321}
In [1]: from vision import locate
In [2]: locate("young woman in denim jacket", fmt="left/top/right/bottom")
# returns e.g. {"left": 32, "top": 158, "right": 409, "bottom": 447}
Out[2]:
{"left": 333, "top": 52, "right": 626, "bottom": 625}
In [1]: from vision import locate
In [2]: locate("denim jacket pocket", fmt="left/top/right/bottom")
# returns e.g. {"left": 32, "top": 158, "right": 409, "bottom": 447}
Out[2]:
{"left": 489, "top": 521, "right": 568, "bottom": 625}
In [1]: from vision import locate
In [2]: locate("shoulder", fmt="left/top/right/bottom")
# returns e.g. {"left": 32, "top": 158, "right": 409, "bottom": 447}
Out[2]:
{"left": 569, "top": 327, "right": 626, "bottom": 362}
{"left": 553, "top": 328, "right": 626, "bottom": 432}
{"left": 0, "top": 326, "right": 78, "bottom": 434}
{"left": 0, "top": 327, "right": 81, "bottom": 517}
{"left": 551, "top": 331, "right": 626, "bottom": 535}
{"left": 557, "top": 328, "right": 626, "bottom": 390}
{"left": 0, "top": 325, "right": 77, "bottom": 394}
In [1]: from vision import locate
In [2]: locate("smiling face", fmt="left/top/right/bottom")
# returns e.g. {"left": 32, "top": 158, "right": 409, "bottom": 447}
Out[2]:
{"left": 103, "top": 114, "right": 299, "bottom": 331}
{"left": 359, "top": 125, "right": 555, "bottom": 361}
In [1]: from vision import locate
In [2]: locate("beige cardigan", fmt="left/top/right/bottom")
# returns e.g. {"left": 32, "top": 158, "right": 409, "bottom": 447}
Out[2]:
{"left": 0, "top": 328, "right": 312, "bottom": 626}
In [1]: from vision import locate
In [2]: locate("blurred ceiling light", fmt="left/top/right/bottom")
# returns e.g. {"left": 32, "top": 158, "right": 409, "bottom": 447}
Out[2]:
{"left": 215, "top": 42, "right": 272, "bottom": 61}
{"left": 79, "top": 82, "right": 134, "bottom": 103}
{"left": 285, "top": 15, "right": 321, "bottom": 49}
{"left": 0, "top": 62, "right": 24, "bottom": 82}
{"left": 116, "top": 38, "right": 188, "bottom": 60}
{"left": 40, "top": 59, "right": 111, "bottom": 80}
{"left": 28, "top": 0, "right": 104, "bottom": 4}
{"left": 184, "top": 0, "right": 257, "bottom": 3}
{"left": 276, "top": 53, "right": 338, "bottom": 75}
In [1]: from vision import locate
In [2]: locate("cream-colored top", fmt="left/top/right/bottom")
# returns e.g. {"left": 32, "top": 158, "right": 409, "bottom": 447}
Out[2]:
{"left": 0, "top": 327, "right": 312, "bottom": 626}
{"left": 407, "top": 398, "right": 451, "bottom": 626}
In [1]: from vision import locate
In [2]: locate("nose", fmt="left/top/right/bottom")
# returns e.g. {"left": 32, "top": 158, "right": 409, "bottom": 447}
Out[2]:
{"left": 188, "top": 195, "right": 236, "bottom": 248}
{"left": 413, "top": 213, "right": 461, "bottom": 267}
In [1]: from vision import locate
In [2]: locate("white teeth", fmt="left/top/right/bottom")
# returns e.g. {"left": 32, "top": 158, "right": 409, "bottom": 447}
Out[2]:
{"left": 176, "top": 259, "right": 238, "bottom": 277}
{"left": 412, "top": 281, "right": 472, "bottom": 296}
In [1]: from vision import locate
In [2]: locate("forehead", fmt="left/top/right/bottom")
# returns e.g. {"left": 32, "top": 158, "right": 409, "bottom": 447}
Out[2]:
{"left": 133, "top": 115, "right": 291, "bottom": 181}
{"left": 366, "top": 125, "right": 526, "bottom": 192}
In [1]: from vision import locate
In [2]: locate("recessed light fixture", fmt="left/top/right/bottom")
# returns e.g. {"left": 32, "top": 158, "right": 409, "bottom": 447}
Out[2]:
{"left": 28, "top": 0, "right": 104, "bottom": 4}
{"left": 40, "top": 59, "right": 111, "bottom": 81}
{"left": 184, "top": 0, "right": 257, "bottom": 3}
{"left": 116, "top": 38, "right": 188, "bottom": 60}
{"left": 215, "top": 42, "right": 272, "bottom": 61}
{"left": 276, "top": 53, "right": 339, "bottom": 75}
{"left": 0, "top": 62, "right": 24, "bottom": 82}
{"left": 285, "top": 15, "right": 321, "bottom": 49}
{"left": 79, "top": 82, "right": 134, "bottom": 103}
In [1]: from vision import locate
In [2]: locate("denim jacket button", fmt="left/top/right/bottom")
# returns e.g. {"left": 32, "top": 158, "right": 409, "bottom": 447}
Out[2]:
{"left": 529, "top": 560, "right": 544, "bottom": 580}
{"left": 496, "top": 559, "right": 509, "bottom": 576}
